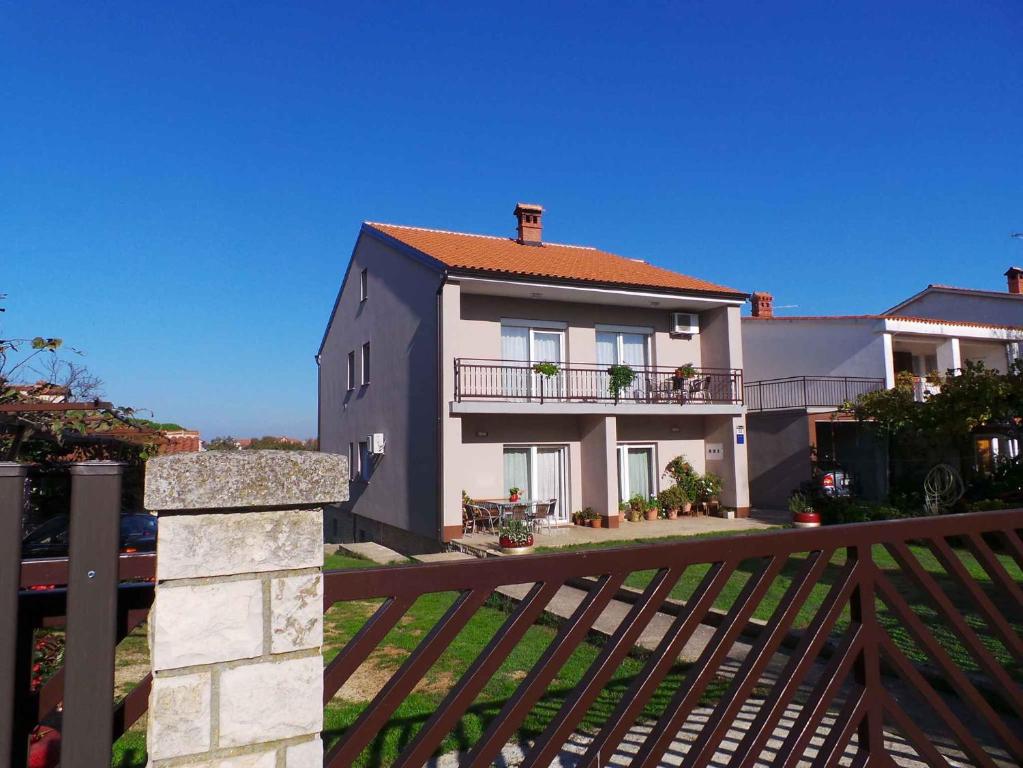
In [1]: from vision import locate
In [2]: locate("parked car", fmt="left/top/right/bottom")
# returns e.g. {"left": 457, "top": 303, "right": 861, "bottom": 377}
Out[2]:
{"left": 21, "top": 512, "right": 157, "bottom": 559}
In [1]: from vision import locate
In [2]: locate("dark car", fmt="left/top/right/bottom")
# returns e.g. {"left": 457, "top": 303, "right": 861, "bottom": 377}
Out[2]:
{"left": 21, "top": 512, "right": 158, "bottom": 559}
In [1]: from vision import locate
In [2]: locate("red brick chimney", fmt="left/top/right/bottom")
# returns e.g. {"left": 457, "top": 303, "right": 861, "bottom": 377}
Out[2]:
{"left": 1006, "top": 266, "right": 1023, "bottom": 295}
{"left": 514, "top": 203, "right": 543, "bottom": 246}
{"left": 751, "top": 291, "right": 774, "bottom": 318}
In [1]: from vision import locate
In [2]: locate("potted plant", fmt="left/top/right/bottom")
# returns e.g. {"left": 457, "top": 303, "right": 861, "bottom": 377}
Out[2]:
{"left": 606, "top": 364, "right": 636, "bottom": 404}
{"left": 657, "top": 485, "right": 686, "bottom": 519}
{"left": 587, "top": 508, "right": 603, "bottom": 528}
{"left": 508, "top": 487, "right": 521, "bottom": 502}
{"left": 672, "top": 363, "right": 697, "bottom": 391}
{"left": 789, "top": 492, "right": 821, "bottom": 528}
{"left": 664, "top": 456, "right": 701, "bottom": 511}
{"left": 700, "top": 472, "right": 723, "bottom": 515}
{"left": 634, "top": 494, "right": 658, "bottom": 521}
{"left": 498, "top": 519, "right": 535, "bottom": 553}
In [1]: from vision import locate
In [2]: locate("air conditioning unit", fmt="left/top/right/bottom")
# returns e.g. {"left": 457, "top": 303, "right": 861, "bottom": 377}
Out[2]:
{"left": 366, "top": 433, "right": 386, "bottom": 455}
{"left": 670, "top": 312, "right": 699, "bottom": 335}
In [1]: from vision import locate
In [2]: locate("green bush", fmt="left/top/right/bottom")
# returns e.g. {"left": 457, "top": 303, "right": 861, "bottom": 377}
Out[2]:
{"left": 815, "top": 497, "right": 908, "bottom": 525}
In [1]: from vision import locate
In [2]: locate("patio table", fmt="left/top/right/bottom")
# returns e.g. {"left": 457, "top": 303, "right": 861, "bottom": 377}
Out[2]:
{"left": 480, "top": 500, "right": 543, "bottom": 523}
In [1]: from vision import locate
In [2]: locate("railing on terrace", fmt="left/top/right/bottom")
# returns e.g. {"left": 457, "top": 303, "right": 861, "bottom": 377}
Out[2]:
{"left": 321, "top": 508, "right": 1023, "bottom": 767}
{"left": 455, "top": 358, "right": 743, "bottom": 405}
{"left": 1, "top": 462, "right": 155, "bottom": 768}
{"left": 744, "top": 375, "right": 886, "bottom": 412}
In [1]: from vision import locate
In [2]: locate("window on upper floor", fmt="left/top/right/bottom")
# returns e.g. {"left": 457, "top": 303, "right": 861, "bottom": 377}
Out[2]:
{"left": 359, "top": 440, "right": 371, "bottom": 481}
{"left": 595, "top": 325, "right": 652, "bottom": 369}
{"left": 348, "top": 442, "right": 358, "bottom": 480}
{"left": 361, "top": 342, "right": 371, "bottom": 385}
{"left": 360, "top": 268, "right": 368, "bottom": 302}
{"left": 347, "top": 351, "right": 356, "bottom": 391}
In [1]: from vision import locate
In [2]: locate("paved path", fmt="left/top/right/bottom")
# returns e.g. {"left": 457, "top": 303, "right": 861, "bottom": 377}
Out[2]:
{"left": 337, "top": 541, "right": 409, "bottom": 564}
{"left": 455, "top": 509, "right": 788, "bottom": 553}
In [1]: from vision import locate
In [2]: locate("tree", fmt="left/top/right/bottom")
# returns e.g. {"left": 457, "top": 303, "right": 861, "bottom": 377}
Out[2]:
{"left": 206, "top": 436, "right": 241, "bottom": 451}
{"left": 244, "top": 436, "right": 311, "bottom": 451}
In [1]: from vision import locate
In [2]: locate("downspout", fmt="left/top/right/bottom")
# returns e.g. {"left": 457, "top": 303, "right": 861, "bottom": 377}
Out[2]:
{"left": 436, "top": 270, "right": 450, "bottom": 544}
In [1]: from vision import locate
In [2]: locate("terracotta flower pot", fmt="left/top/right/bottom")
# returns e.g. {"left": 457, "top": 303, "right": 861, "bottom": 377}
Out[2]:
{"left": 666, "top": 508, "right": 678, "bottom": 519}
{"left": 644, "top": 509, "right": 658, "bottom": 521}
{"left": 29, "top": 726, "right": 60, "bottom": 768}
{"left": 509, "top": 494, "right": 520, "bottom": 502}
{"left": 591, "top": 517, "right": 603, "bottom": 528}
{"left": 793, "top": 510, "right": 821, "bottom": 528}
{"left": 683, "top": 502, "right": 693, "bottom": 514}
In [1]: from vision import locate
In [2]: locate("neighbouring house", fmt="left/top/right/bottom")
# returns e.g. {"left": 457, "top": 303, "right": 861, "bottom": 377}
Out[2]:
{"left": 318, "top": 203, "right": 751, "bottom": 550}
{"left": 741, "top": 271, "right": 1023, "bottom": 508}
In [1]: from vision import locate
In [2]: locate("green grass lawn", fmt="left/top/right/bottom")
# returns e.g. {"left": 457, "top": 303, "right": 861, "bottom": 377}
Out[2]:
{"left": 110, "top": 539, "right": 1022, "bottom": 767}
{"left": 545, "top": 532, "right": 1023, "bottom": 683}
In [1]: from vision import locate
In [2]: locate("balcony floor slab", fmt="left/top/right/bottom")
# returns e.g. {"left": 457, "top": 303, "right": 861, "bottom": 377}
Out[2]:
{"left": 450, "top": 401, "right": 744, "bottom": 416}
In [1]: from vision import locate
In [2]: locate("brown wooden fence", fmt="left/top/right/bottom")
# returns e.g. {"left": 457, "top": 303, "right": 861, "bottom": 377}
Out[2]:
{"left": 322, "top": 509, "right": 1023, "bottom": 767}
{"left": 0, "top": 462, "right": 156, "bottom": 768}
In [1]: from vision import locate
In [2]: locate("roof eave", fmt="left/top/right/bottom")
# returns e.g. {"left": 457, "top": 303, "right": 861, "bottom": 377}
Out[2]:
{"left": 446, "top": 267, "right": 748, "bottom": 301}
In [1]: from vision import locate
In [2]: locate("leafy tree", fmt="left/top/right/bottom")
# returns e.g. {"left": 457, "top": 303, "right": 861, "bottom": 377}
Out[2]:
{"left": 848, "top": 360, "right": 1023, "bottom": 504}
{"left": 206, "top": 436, "right": 241, "bottom": 451}
{"left": 244, "top": 436, "right": 311, "bottom": 451}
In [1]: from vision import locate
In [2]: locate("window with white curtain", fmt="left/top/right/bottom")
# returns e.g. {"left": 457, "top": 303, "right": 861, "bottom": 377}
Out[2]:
{"left": 597, "top": 326, "right": 651, "bottom": 399}
{"left": 617, "top": 444, "right": 655, "bottom": 502}
{"left": 500, "top": 321, "right": 566, "bottom": 399}
{"left": 503, "top": 445, "right": 569, "bottom": 520}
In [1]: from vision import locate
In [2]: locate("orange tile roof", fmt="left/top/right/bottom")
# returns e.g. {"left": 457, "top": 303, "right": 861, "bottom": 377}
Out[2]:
{"left": 744, "top": 313, "right": 1023, "bottom": 331}
{"left": 365, "top": 222, "right": 744, "bottom": 296}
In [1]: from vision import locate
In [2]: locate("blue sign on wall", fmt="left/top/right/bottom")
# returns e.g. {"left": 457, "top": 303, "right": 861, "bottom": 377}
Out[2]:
{"left": 736, "top": 434, "right": 745, "bottom": 445}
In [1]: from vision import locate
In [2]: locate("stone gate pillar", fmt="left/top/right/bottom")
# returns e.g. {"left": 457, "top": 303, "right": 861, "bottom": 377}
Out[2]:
{"left": 143, "top": 450, "right": 347, "bottom": 767}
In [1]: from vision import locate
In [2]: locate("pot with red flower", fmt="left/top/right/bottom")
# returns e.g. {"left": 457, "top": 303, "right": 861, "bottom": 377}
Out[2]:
{"left": 789, "top": 492, "right": 821, "bottom": 528}
{"left": 508, "top": 487, "right": 521, "bottom": 503}
{"left": 498, "top": 520, "right": 534, "bottom": 554}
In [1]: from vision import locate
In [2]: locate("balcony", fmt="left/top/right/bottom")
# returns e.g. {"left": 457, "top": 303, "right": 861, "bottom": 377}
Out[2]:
{"left": 744, "top": 376, "right": 886, "bottom": 412}
{"left": 454, "top": 358, "right": 743, "bottom": 409}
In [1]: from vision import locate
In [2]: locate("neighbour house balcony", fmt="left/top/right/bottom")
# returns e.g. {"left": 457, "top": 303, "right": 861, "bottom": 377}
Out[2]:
{"left": 454, "top": 358, "right": 744, "bottom": 406}
{"left": 744, "top": 376, "right": 886, "bottom": 412}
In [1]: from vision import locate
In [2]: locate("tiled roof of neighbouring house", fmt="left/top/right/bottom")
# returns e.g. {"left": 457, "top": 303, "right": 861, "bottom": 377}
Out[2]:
{"left": 743, "top": 314, "right": 1023, "bottom": 331}
{"left": 365, "top": 222, "right": 745, "bottom": 297}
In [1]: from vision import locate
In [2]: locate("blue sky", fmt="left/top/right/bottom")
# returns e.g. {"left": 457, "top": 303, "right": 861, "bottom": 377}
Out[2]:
{"left": 2, "top": 1, "right": 1021, "bottom": 438}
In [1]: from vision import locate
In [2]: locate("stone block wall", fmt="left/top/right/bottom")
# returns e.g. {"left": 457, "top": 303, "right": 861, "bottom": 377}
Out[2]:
{"left": 143, "top": 451, "right": 347, "bottom": 767}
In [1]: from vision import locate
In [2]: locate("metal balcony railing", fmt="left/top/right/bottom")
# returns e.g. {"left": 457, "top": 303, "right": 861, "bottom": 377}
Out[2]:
{"left": 744, "top": 376, "right": 886, "bottom": 412}
{"left": 454, "top": 359, "right": 743, "bottom": 405}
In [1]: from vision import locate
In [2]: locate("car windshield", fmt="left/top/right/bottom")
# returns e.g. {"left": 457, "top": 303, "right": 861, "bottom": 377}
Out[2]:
{"left": 121, "top": 515, "right": 157, "bottom": 540}
{"left": 23, "top": 515, "right": 70, "bottom": 547}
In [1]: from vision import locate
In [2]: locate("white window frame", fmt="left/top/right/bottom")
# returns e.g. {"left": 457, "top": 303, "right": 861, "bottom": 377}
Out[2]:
{"left": 361, "top": 342, "right": 370, "bottom": 385}
{"left": 358, "top": 441, "right": 370, "bottom": 481}
{"left": 596, "top": 327, "right": 653, "bottom": 368}
{"left": 348, "top": 442, "right": 358, "bottom": 481}
{"left": 360, "top": 268, "right": 368, "bottom": 302}
{"left": 617, "top": 443, "right": 657, "bottom": 502}
{"left": 347, "top": 351, "right": 356, "bottom": 391}
{"left": 503, "top": 444, "right": 570, "bottom": 522}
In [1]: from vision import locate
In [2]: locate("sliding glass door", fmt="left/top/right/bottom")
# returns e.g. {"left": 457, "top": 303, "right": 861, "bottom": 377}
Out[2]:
{"left": 503, "top": 445, "right": 569, "bottom": 521}
{"left": 597, "top": 329, "right": 649, "bottom": 400}
{"left": 617, "top": 445, "right": 655, "bottom": 503}
{"left": 501, "top": 325, "right": 565, "bottom": 400}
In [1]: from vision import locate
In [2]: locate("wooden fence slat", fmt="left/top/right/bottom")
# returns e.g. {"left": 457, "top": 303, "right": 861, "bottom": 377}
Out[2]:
{"left": 60, "top": 462, "right": 123, "bottom": 768}
{"left": 0, "top": 464, "right": 26, "bottom": 766}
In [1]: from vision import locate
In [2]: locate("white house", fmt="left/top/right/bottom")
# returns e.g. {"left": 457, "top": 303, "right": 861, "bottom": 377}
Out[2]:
{"left": 318, "top": 204, "right": 751, "bottom": 550}
{"left": 740, "top": 272, "right": 1023, "bottom": 508}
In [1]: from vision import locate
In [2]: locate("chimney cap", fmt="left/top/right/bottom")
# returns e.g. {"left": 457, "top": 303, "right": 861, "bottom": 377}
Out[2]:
{"left": 514, "top": 202, "right": 544, "bottom": 214}
{"left": 1005, "top": 266, "right": 1023, "bottom": 277}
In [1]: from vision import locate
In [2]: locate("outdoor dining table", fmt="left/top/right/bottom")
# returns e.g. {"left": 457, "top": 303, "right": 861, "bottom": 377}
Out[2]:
{"left": 481, "top": 499, "right": 543, "bottom": 521}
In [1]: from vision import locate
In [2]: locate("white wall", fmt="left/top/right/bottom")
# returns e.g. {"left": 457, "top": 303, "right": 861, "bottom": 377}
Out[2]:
{"left": 742, "top": 318, "right": 887, "bottom": 381}
{"left": 891, "top": 291, "right": 1023, "bottom": 326}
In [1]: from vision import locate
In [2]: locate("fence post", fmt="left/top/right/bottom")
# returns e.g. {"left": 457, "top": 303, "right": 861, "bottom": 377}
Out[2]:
{"left": 0, "top": 463, "right": 27, "bottom": 765}
{"left": 143, "top": 450, "right": 347, "bottom": 768}
{"left": 62, "top": 461, "right": 124, "bottom": 768}
{"left": 847, "top": 544, "right": 884, "bottom": 757}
